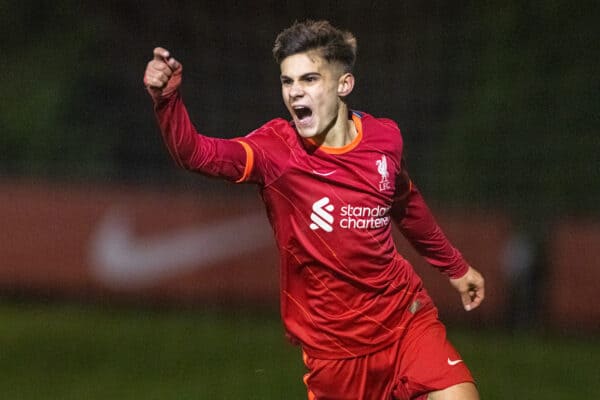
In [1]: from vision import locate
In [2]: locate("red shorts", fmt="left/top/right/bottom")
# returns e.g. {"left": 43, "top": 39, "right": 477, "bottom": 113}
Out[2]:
{"left": 302, "top": 308, "right": 474, "bottom": 400}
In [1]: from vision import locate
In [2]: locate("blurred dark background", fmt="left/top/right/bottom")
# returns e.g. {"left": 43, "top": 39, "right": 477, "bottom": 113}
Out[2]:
{"left": 2, "top": 0, "right": 597, "bottom": 213}
{"left": 1, "top": 0, "right": 599, "bottom": 325}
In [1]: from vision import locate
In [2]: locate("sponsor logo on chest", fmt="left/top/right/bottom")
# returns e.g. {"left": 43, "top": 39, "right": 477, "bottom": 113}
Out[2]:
{"left": 309, "top": 197, "right": 391, "bottom": 232}
{"left": 306, "top": 153, "right": 394, "bottom": 232}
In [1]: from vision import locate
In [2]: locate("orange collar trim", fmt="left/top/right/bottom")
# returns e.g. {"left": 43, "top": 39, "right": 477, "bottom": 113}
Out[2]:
{"left": 305, "top": 113, "right": 363, "bottom": 155}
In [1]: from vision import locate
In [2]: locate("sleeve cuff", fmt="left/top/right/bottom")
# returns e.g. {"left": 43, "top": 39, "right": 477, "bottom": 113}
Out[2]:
{"left": 445, "top": 258, "right": 470, "bottom": 279}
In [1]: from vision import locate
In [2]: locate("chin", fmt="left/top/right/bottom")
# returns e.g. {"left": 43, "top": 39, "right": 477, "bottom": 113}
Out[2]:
{"left": 294, "top": 124, "right": 319, "bottom": 139}
{"left": 297, "top": 130, "right": 315, "bottom": 139}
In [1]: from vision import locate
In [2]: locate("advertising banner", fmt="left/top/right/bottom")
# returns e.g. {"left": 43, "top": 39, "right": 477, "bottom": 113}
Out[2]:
{"left": 11, "top": 180, "right": 594, "bottom": 328}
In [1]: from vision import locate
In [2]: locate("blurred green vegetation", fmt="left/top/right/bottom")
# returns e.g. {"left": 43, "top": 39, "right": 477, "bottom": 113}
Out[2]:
{"left": 0, "top": 301, "right": 598, "bottom": 399}
{"left": 436, "top": 1, "right": 599, "bottom": 218}
{"left": 1, "top": 1, "right": 598, "bottom": 215}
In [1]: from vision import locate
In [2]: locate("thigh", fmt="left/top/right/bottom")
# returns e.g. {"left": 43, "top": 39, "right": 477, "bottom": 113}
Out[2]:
{"left": 427, "top": 382, "right": 479, "bottom": 400}
{"left": 391, "top": 310, "right": 475, "bottom": 400}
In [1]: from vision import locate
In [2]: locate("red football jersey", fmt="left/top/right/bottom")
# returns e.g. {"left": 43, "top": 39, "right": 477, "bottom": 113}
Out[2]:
{"left": 154, "top": 93, "right": 469, "bottom": 359}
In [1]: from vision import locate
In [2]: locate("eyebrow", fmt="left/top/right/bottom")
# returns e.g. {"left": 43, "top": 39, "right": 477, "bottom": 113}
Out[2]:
{"left": 280, "top": 72, "right": 322, "bottom": 81}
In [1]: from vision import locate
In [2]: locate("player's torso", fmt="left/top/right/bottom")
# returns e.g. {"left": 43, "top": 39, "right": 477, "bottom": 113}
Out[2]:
{"left": 257, "top": 113, "right": 431, "bottom": 358}
{"left": 262, "top": 112, "right": 404, "bottom": 282}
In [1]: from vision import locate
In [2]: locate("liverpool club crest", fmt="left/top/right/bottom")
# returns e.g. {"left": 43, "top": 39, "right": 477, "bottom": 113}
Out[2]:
{"left": 376, "top": 155, "right": 391, "bottom": 191}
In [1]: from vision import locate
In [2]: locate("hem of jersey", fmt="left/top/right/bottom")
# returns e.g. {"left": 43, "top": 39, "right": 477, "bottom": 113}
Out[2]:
{"left": 300, "top": 306, "right": 438, "bottom": 360}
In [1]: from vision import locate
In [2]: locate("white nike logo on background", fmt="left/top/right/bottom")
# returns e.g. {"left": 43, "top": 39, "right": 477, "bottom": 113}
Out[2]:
{"left": 447, "top": 358, "right": 463, "bottom": 366}
{"left": 88, "top": 208, "right": 272, "bottom": 289}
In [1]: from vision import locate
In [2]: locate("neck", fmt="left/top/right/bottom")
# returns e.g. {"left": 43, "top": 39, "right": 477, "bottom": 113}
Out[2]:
{"left": 313, "top": 103, "right": 357, "bottom": 148}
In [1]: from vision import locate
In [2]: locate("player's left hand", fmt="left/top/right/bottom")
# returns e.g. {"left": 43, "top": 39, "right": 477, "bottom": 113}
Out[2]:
{"left": 449, "top": 266, "right": 485, "bottom": 311}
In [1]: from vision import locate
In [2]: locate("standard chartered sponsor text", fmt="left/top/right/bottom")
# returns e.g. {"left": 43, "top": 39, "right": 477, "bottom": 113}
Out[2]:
{"left": 339, "top": 204, "right": 391, "bottom": 229}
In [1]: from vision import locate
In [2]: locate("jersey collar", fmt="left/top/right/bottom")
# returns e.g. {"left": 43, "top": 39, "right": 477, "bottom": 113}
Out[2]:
{"left": 302, "top": 111, "right": 363, "bottom": 155}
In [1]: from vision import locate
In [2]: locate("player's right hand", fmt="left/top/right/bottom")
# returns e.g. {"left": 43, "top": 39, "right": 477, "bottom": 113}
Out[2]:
{"left": 144, "top": 47, "right": 182, "bottom": 99}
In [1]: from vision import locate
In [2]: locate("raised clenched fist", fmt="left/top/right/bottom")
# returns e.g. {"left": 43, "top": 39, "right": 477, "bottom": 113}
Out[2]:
{"left": 144, "top": 47, "right": 182, "bottom": 99}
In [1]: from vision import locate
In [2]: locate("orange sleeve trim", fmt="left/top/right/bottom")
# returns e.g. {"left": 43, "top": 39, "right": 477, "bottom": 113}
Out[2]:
{"left": 235, "top": 140, "right": 254, "bottom": 183}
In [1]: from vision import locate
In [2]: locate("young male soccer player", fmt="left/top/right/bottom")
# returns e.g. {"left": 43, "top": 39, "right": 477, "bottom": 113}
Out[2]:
{"left": 144, "top": 20, "right": 484, "bottom": 400}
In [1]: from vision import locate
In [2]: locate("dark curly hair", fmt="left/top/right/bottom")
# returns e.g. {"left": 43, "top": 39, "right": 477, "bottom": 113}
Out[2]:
{"left": 272, "top": 20, "right": 357, "bottom": 73}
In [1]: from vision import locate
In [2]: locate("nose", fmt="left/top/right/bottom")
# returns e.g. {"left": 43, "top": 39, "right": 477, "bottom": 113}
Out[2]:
{"left": 289, "top": 82, "right": 304, "bottom": 98}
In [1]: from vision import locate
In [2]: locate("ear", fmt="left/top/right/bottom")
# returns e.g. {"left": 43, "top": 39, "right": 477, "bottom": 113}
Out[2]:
{"left": 337, "top": 73, "right": 355, "bottom": 97}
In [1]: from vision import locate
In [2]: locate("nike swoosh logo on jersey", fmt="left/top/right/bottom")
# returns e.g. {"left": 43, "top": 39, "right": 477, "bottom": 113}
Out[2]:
{"left": 447, "top": 358, "right": 463, "bottom": 366}
{"left": 311, "top": 169, "right": 336, "bottom": 177}
{"left": 88, "top": 208, "right": 272, "bottom": 289}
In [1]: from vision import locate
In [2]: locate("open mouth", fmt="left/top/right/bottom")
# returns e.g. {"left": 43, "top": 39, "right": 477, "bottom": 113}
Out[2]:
{"left": 293, "top": 106, "right": 313, "bottom": 125}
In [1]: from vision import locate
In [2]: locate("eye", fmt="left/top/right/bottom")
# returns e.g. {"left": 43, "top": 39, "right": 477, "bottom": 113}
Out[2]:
{"left": 281, "top": 78, "right": 292, "bottom": 86}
